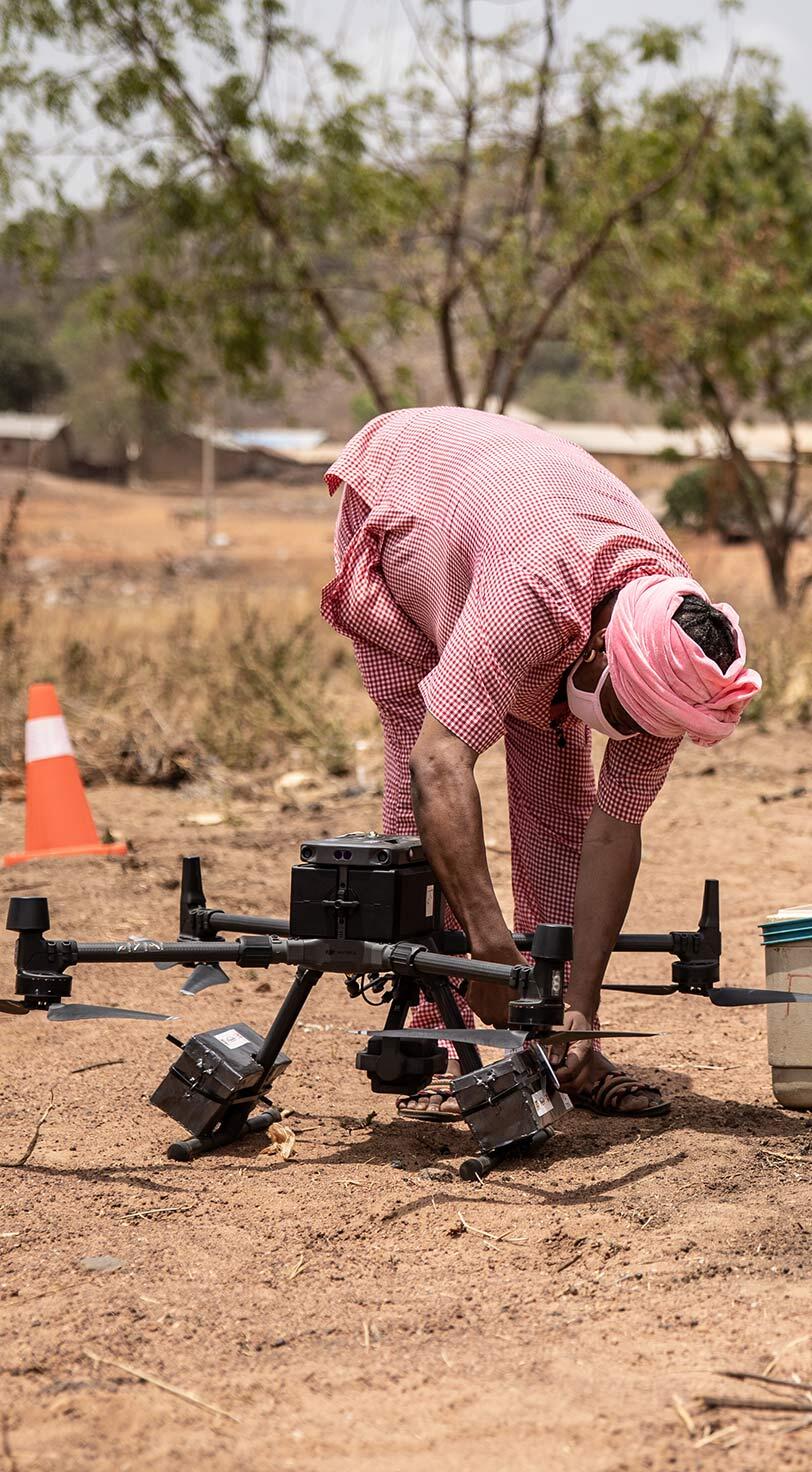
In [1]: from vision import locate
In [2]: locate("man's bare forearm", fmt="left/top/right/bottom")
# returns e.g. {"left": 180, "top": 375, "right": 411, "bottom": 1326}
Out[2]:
{"left": 568, "top": 803, "right": 642, "bottom": 1018}
{"left": 409, "top": 718, "right": 513, "bottom": 953}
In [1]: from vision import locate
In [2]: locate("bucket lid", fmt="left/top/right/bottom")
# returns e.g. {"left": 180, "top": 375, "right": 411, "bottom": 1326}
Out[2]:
{"left": 761, "top": 905, "right": 812, "bottom": 946}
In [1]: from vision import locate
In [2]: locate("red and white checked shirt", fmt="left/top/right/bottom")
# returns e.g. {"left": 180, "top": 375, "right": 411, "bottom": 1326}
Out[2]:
{"left": 322, "top": 407, "right": 689, "bottom": 825}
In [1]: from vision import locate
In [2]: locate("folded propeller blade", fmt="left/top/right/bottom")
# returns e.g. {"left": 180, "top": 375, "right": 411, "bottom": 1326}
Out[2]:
{"left": 707, "top": 986, "right": 812, "bottom": 1007}
{"left": 380, "top": 1026, "right": 527, "bottom": 1049}
{"left": 0, "top": 998, "right": 29, "bottom": 1015}
{"left": 375, "top": 1026, "right": 656, "bottom": 1050}
{"left": 179, "top": 962, "right": 230, "bottom": 996}
{"left": 47, "top": 1003, "right": 175, "bottom": 1023}
{"left": 602, "top": 983, "right": 679, "bottom": 995}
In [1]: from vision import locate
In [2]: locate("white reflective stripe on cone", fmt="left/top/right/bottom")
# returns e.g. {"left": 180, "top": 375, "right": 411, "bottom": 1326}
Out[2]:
{"left": 25, "top": 715, "right": 75, "bottom": 764}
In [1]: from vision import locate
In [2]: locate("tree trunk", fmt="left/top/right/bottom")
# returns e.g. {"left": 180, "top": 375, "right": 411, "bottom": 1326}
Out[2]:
{"left": 763, "top": 531, "right": 791, "bottom": 608}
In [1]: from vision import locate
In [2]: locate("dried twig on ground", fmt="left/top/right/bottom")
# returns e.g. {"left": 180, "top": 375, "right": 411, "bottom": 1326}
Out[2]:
{"left": 4, "top": 1088, "right": 55, "bottom": 1168}
{"left": 720, "top": 1369, "right": 812, "bottom": 1396}
{"left": 453, "top": 1212, "right": 527, "bottom": 1245}
{"left": 701, "top": 1395, "right": 810, "bottom": 1413}
{"left": 123, "top": 1203, "right": 196, "bottom": 1222}
{"left": 694, "top": 1425, "right": 742, "bottom": 1449}
{"left": 1, "top": 1408, "right": 19, "bottom": 1472}
{"left": 758, "top": 1148, "right": 812, "bottom": 1165}
{"left": 69, "top": 1059, "right": 126, "bottom": 1075}
{"left": 555, "top": 1248, "right": 586, "bottom": 1272}
{"left": 671, "top": 1394, "right": 698, "bottom": 1437}
{"left": 84, "top": 1350, "right": 239, "bottom": 1422}
{"left": 763, "top": 1334, "right": 812, "bottom": 1376}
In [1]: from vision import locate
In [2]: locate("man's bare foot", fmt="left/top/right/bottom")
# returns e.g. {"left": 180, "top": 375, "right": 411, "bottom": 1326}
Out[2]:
{"left": 396, "top": 1060, "right": 462, "bottom": 1119}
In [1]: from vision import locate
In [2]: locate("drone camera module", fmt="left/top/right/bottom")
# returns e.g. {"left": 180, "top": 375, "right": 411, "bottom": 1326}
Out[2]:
{"left": 150, "top": 1023, "right": 291, "bottom": 1137}
{"left": 356, "top": 1032, "right": 449, "bottom": 1094}
{"left": 290, "top": 832, "right": 439, "bottom": 943}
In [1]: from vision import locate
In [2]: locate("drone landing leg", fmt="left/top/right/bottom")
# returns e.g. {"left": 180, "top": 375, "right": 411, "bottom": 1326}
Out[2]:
{"left": 167, "top": 1107, "right": 283, "bottom": 1163}
{"left": 459, "top": 1127, "right": 554, "bottom": 1182}
{"left": 427, "top": 979, "right": 483, "bottom": 1076}
{"left": 167, "top": 966, "right": 323, "bottom": 1163}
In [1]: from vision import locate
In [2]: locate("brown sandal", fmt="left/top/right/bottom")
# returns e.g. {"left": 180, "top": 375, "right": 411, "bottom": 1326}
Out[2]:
{"left": 396, "top": 1080, "right": 460, "bottom": 1122}
{"left": 570, "top": 1072, "right": 669, "bottom": 1118}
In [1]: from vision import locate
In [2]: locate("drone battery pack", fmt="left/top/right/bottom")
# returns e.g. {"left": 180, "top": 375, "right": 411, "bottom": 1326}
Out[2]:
{"left": 451, "top": 1048, "right": 571, "bottom": 1155}
{"left": 150, "top": 1022, "right": 290, "bottom": 1137}
{"left": 290, "top": 833, "right": 438, "bottom": 942}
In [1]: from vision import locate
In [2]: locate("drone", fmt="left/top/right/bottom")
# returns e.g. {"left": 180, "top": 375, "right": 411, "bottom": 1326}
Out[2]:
{"left": 3, "top": 832, "right": 812, "bottom": 1179}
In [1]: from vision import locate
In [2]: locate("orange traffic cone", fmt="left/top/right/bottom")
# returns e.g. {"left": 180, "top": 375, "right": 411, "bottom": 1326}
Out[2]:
{"left": 2, "top": 684, "right": 128, "bottom": 867}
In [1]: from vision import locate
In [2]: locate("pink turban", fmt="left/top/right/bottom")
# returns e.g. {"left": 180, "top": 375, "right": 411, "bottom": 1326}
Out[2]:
{"left": 604, "top": 575, "right": 762, "bottom": 747}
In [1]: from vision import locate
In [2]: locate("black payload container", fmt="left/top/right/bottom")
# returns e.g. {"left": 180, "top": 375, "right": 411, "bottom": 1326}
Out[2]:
{"left": 450, "top": 1045, "right": 571, "bottom": 1155}
{"left": 290, "top": 832, "right": 439, "bottom": 942}
{"left": 150, "top": 1022, "right": 290, "bottom": 1137}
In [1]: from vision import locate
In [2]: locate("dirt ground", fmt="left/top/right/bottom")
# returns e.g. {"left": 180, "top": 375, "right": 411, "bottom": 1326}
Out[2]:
{"left": 1, "top": 471, "right": 812, "bottom": 1472}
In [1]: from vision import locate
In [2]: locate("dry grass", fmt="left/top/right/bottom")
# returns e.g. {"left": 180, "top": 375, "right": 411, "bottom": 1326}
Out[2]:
{"left": 0, "top": 474, "right": 809, "bottom": 788}
{"left": 0, "top": 593, "right": 361, "bottom": 787}
{"left": 744, "top": 607, "right": 812, "bottom": 728}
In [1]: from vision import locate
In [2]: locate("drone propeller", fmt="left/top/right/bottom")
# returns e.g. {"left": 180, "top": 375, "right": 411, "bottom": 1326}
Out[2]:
{"left": 604, "top": 982, "right": 812, "bottom": 1005}
{"left": 603, "top": 983, "right": 678, "bottom": 996}
{"left": 377, "top": 1025, "right": 657, "bottom": 1051}
{"left": 708, "top": 986, "right": 812, "bottom": 1007}
{"left": 47, "top": 1003, "right": 176, "bottom": 1023}
{"left": 179, "top": 962, "right": 230, "bottom": 996}
{"left": 0, "top": 998, "right": 29, "bottom": 1015}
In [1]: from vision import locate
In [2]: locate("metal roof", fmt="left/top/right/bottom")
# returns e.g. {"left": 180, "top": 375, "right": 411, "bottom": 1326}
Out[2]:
{"left": 506, "top": 406, "right": 812, "bottom": 462}
{"left": 229, "top": 428, "right": 327, "bottom": 453}
{"left": 0, "top": 413, "right": 69, "bottom": 442}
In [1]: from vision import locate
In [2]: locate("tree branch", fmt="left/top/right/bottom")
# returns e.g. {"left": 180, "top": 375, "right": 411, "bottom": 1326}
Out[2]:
{"left": 436, "top": 0, "right": 477, "bottom": 405}
{"left": 496, "top": 52, "right": 738, "bottom": 412}
{"left": 515, "top": 0, "right": 556, "bottom": 227}
{"left": 109, "top": 1, "right": 393, "bottom": 411}
{"left": 697, "top": 372, "right": 774, "bottom": 535}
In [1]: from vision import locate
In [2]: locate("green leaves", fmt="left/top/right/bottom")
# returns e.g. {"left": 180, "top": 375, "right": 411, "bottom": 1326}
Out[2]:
{"left": 582, "top": 76, "right": 812, "bottom": 601}
{"left": 0, "top": 1, "right": 759, "bottom": 440}
{"left": 633, "top": 24, "right": 699, "bottom": 67}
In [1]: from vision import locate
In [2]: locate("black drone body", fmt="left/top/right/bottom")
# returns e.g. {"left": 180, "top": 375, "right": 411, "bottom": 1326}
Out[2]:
{"left": 3, "top": 833, "right": 811, "bottom": 1179}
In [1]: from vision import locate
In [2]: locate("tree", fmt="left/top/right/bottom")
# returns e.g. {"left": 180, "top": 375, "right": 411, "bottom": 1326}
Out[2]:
{"left": 367, "top": 3, "right": 727, "bottom": 412}
{"left": 0, "top": 2, "right": 730, "bottom": 416}
{"left": 581, "top": 79, "right": 812, "bottom": 607}
{"left": 0, "top": 311, "right": 65, "bottom": 411}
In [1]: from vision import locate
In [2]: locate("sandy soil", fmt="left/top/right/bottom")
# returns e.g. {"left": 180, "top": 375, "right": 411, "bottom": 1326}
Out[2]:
{"left": 2, "top": 726, "right": 812, "bottom": 1472}
{"left": 1, "top": 469, "right": 811, "bottom": 1471}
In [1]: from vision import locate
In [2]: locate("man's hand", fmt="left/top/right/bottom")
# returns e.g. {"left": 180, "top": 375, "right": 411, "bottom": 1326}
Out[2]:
{"left": 466, "top": 936, "right": 527, "bottom": 1026}
{"left": 547, "top": 1008, "right": 596, "bottom": 1093}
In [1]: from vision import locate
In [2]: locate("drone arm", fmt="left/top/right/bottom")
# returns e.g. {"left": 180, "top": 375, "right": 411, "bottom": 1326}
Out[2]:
{"left": 17, "top": 924, "right": 531, "bottom": 990}
{"left": 614, "top": 934, "right": 676, "bottom": 953}
{"left": 206, "top": 911, "right": 290, "bottom": 937}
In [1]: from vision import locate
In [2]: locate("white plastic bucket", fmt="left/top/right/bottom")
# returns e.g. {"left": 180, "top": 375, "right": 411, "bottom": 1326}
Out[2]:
{"left": 761, "top": 907, "right": 812, "bottom": 1109}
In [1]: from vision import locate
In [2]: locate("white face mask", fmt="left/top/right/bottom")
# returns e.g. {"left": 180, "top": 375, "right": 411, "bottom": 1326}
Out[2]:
{"left": 566, "top": 659, "right": 638, "bottom": 740}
